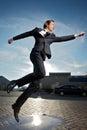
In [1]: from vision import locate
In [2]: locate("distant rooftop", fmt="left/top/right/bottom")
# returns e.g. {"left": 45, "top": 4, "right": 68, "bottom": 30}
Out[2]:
{"left": 49, "top": 72, "right": 71, "bottom": 77}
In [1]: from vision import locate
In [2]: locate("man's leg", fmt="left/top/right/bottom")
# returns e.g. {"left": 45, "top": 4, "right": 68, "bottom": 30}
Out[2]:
{"left": 11, "top": 52, "right": 45, "bottom": 122}
{"left": 12, "top": 81, "right": 39, "bottom": 122}
{"left": 16, "top": 51, "right": 45, "bottom": 87}
{"left": 13, "top": 81, "right": 39, "bottom": 108}
{"left": 7, "top": 51, "right": 45, "bottom": 93}
{"left": 12, "top": 52, "right": 45, "bottom": 110}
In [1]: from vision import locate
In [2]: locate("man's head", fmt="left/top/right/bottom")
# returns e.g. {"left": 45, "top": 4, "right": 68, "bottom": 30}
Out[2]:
{"left": 43, "top": 20, "right": 55, "bottom": 32}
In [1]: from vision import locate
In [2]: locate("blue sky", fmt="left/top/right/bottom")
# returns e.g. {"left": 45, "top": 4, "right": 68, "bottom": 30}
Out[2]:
{"left": 0, "top": 0, "right": 87, "bottom": 80}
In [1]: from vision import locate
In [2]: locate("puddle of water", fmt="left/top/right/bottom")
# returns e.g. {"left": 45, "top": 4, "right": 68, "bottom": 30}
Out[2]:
{"left": 0, "top": 114, "right": 64, "bottom": 130}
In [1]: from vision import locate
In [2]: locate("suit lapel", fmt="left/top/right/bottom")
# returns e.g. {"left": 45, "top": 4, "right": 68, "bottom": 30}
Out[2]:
{"left": 36, "top": 28, "right": 53, "bottom": 38}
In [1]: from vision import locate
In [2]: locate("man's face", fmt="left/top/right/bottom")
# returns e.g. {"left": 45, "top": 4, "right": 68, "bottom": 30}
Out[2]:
{"left": 47, "top": 21, "right": 55, "bottom": 32}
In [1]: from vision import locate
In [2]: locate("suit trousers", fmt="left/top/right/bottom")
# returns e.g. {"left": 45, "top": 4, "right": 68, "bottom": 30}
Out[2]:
{"left": 16, "top": 50, "right": 46, "bottom": 86}
{"left": 14, "top": 50, "right": 46, "bottom": 108}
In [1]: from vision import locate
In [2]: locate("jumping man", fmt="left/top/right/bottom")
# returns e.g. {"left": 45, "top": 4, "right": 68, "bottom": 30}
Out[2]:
{"left": 7, "top": 20, "right": 85, "bottom": 122}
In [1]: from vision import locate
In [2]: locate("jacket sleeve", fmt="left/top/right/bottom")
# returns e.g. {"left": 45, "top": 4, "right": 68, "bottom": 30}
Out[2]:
{"left": 53, "top": 34, "right": 75, "bottom": 42}
{"left": 13, "top": 27, "right": 38, "bottom": 40}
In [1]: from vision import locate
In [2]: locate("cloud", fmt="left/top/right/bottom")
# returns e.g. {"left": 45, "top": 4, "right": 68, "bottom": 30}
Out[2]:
{"left": 67, "top": 61, "right": 87, "bottom": 68}
{"left": 0, "top": 17, "right": 42, "bottom": 33}
{"left": 44, "top": 61, "right": 59, "bottom": 75}
{"left": 0, "top": 45, "right": 29, "bottom": 62}
{"left": 58, "top": 59, "right": 87, "bottom": 75}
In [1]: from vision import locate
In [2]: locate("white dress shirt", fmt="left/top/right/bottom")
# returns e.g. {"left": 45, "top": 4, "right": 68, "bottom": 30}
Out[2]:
{"left": 39, "top": 29, "right": 50, "bottom": 37}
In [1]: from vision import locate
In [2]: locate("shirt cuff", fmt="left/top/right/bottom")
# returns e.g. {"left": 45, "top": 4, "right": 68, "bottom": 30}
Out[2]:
{"left": 74, "top": 34, "right": 78, "bottom": 38}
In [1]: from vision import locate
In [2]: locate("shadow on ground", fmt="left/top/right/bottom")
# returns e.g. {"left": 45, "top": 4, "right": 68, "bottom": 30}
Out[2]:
{"left": 30, "top": 92, "right": 87, "bottom": 101}
{"left": 0, "top": 91, "right": 87, "bottom": 101}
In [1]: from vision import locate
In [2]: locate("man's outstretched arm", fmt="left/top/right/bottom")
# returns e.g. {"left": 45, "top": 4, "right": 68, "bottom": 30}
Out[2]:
{"left": 53, "top": 32, "right": 85, "bottom": 42}
{"left": 8, "top": 27, "right": 38, "bottom": 44}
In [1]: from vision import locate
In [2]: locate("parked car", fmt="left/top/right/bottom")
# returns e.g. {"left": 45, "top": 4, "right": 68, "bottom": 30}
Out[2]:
{"left": 54, "top": 85, "right": 87, "bottom": 96}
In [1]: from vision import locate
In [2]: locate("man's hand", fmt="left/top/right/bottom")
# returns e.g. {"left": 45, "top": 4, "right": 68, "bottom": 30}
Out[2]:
{"left": 75, "top": 32, "right": 85, "bottom": 38}
{"left": 8, "top": 38, "right": 13, "bottom": 44}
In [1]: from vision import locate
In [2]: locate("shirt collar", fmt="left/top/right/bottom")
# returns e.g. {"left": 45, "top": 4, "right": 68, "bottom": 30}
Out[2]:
{"left": 44, "top": 29, "right": 50, "bottom": 33}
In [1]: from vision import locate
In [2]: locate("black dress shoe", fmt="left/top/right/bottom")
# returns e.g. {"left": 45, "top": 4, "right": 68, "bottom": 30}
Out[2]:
{"left": 7, "top": 80, "right": 16, "bottom": 93}
{"left": 12, "top": 104, "right": 20, "bottom": 122}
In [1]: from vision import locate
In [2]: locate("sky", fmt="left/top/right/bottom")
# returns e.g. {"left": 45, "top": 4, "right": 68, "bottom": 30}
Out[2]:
{"left": 0, "top": 0, "right": 87, "bottom": 80}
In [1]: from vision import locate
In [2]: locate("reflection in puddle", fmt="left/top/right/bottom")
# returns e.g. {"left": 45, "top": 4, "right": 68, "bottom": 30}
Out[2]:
{"left": 32, "top": 114, "right": 42, "bottom": 126}
{"left": 0, "top": 114, "right": 64, "bottom": 130}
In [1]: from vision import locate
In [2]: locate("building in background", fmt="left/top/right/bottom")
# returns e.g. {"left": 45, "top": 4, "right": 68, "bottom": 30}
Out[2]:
{"left": 40, "top": 73, "right": 87, "bottom": 91}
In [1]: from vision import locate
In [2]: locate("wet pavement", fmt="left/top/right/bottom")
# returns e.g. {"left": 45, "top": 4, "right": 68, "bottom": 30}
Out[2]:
{"left": 0, "top": 91, "right": 87, "bottom": 130}
{"left": 0, "top": 114, "right": 63, "bottom": 130}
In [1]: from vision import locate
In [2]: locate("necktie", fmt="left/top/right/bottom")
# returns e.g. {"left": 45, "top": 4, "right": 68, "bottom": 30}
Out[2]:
{"left": 44, "top": 32, "right": 50, "bottom": 37}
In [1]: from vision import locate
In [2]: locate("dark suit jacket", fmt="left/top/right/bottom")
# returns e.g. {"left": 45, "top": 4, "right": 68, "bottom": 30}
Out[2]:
{"left": 13, "top": 27, "right": 75, "bottom": 59}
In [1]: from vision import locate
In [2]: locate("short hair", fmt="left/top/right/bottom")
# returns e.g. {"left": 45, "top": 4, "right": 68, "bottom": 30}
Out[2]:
{"left": 43, "top": 20, "right": 54, "bottom": 29}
